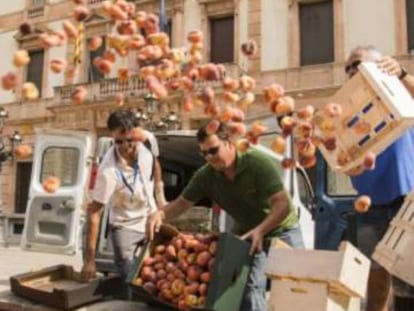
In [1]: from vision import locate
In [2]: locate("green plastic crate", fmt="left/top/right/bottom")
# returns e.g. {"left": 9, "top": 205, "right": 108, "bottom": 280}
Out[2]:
{"left": 128, "top": 232, "right": 252, "bottom": 311}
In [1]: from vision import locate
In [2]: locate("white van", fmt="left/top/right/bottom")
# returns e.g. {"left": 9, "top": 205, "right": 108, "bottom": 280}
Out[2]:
{"left": 21, "top": 118, "right": 315, "bottom": 273}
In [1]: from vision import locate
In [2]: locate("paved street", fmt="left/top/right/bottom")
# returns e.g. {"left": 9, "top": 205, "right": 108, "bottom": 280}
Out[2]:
{"left": 0, "top": 246, "right": 83, "bottom": 309}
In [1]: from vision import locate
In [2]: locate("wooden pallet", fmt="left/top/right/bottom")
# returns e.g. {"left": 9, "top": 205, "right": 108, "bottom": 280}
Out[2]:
{"left": 315, "top": 62, "right": 414, "bottom": 172}
{"left": 372, "top": 192, "right": 414, "bottom": 286}
{"left": 265, "top": 241, "right": 370, "bottom": 298}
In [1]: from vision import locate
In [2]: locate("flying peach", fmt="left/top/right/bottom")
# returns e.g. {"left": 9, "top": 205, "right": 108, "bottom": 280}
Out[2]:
{"left": 42, "top": 176, "right": 61, "bottom": 194}
{"left": 14, "top": 145, "right": 33, "bottom": 159}
{"left": 363, "top": 152, "right": 376, "bottom": 170}
{"left": 236, "top": 139, "right": 250, "bottom": 152}
{"left": 205, "top": 119, "right": 220, "bottom": 136}
{"left": 73, "top": 5, "right": 90, "bottom": 22}
{"left": 50, "top": 58, "right": 67, "bottom": 74}
{"left": 275, "top": 96, "right": 295, "bottom": 116}
{"left": 187, "top": 30, "right": 203, "bottom": 44}
{"left": 239, "top": 75, "right": 256, "bottom": 91}
{"left": 62, "top": 20, "right": 78, "bottom": 39}
{"left": 1, "top": 72, "right": 20, "bottom": 90}
{"left": 354, "top": 195, "right": 371, "bottom": 213}
{"left": 13, "top": 50, "right": 30, "bottom": 68}
{"left": 271, "top": 135, "right": 286, "bottom": 155}
{"left": 324, "top": 102, "right": 343, "bottom": 118}
{"left": 299, "top": 155, "right": 317, "bottom": 168}
{"left": 241, "top": 39, "right": 258, "bottom": 57}
{"left": 88, "top": 36, "right": 103, "bottom": 51}
{"left": 297, "top": 105, "right": 315, "bottom": 120}
{"left": 263, "top": 83, "right": 285, "bottom": 102}
{"left": 22, "top": 82, "right": 39, "bottom": 100}
{"left": 71, "top": 86, "right": 87, "bottom": 104}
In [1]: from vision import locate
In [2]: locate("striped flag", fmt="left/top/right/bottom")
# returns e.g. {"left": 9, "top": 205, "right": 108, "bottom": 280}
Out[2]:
{"left": 73, "top": 22, "right": 85, "bottom": 65}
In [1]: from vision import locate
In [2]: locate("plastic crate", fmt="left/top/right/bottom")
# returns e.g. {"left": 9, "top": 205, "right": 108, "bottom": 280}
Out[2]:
{"left": 315, "top": 62, "right": 414, "bottom": 172}
{"left": 268, "top": 279, "right": 361, "bottom": 311}
{"left": 372, "top": 192, "right": 414, "bottom": 286}
{"left": 264, "top": 241, "right": 370, "bottom": 297}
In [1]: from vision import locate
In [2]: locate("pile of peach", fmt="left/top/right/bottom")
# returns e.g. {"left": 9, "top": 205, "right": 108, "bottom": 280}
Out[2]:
{"left": 133, "top": 232, "right": 218, "bottom": 310}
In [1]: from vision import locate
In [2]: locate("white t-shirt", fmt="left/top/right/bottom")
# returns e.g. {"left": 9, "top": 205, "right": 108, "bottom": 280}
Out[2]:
{"left": 92, "top": 142, "right": 157, "bottom": 232}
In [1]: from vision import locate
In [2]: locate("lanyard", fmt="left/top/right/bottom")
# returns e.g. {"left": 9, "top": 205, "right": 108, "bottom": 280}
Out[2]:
{"left": 114, "top": 148, "right": 139, "bottom": 198}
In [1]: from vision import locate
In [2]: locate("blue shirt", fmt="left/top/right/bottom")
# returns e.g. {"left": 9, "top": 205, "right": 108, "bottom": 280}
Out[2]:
{"left": 351, "top": 128, "right": 414, "bottom": 205}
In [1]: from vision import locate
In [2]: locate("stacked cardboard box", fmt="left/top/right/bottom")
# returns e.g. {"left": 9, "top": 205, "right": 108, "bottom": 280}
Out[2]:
{"left": 265, "top": 241, "right": 370, "bottom": 311}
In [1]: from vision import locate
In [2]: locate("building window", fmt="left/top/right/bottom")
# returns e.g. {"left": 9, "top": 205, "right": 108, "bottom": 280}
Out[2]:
{"left": 31, "top": 0, "right": 45, "bottom": 5}
{"left": 299, "top": 1, "right": 334, "bottom": 66}
{"left": 15, "top": 162, "right": 32, "bottom": 214}
{"left": 88, "top": 36, "right": 106, "bottom": 83}
{"left": 210, "top": 16, "right": 234, "bottom": 63}
{"left": 407, "top": 0, "right": 414, "bottom": 53}
{"left": 27, "top": 49, "right": 44, "bottom": 97}
{"left": 167, "top": 20, "right": 172, "bottom": 47}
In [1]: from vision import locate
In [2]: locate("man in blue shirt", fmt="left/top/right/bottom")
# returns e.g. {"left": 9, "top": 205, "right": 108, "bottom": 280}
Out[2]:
{"left": 345, "top": 46, "right": 414, "bottom": 311}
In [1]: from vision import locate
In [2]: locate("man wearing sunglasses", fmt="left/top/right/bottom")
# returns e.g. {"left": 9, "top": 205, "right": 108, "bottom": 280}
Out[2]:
{"left": 344, "top": 46, "right": 414, "bottom": 311}
{"left": 146, "top": 121, "right": 304, "bottom": 311}
{"left": 81, "top": 110, "right": 166, "bottom": 297}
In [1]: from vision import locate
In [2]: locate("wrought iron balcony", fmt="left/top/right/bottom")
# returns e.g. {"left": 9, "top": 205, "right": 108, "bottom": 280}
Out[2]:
{"left": 53, "top": 63, "right": 241, "bottom": 105}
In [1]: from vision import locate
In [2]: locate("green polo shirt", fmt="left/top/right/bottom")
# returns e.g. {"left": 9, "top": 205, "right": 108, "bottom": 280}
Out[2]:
{"left": 182, "top": 148, "right": 298, "bottom": 242}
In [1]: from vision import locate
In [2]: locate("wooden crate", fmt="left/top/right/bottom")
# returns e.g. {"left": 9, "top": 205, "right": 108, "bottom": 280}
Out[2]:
{"left": 10, "top": 265, "right": 123, "bottom": 310}
{"left": 372, "top": 192, "right": 414, "bottom": 286}
{"left": 265, "top": 241, "right": 370, "bottom": 297}
{"left": 315, "top": 62, "right": 414, "bottom": 172}
{"left": 268, "top": 279, "right": 360, "bottom": 311}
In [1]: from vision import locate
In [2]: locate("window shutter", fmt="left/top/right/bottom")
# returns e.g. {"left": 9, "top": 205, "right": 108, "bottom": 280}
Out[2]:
{"left": 210, "top": 16, "right": 234, "bottom": 63}
{"left": 27, "top": 49, "right": 44, "bottom": 97}
{"left": 299, "top": 1, "right": 334, "bottom": 66}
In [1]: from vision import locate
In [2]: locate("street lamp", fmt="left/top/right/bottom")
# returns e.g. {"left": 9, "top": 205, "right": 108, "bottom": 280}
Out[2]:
{"left": 0, "top": 106, "right": 23, "bottom": 166}
{"left": 0, "top": 107, "right": 8, "bottom": 129}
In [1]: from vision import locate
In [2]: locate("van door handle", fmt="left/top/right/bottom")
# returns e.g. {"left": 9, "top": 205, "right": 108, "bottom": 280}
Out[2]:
{"left": 41, "top": 203, "right": 53, "bottom": 210}
{"left": 60, "top": 199, "right": 75, "bottom": 210}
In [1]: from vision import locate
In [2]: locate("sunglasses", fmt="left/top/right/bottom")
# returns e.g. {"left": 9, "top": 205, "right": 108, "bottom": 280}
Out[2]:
{"left": 345, "top": 60, "right": 361, "bottom": 75}
{"left": 200, "top": 146, "right": 220, "bottom": 158}
{"left": 114, "top": 138, "right": 134, "bottom": 145}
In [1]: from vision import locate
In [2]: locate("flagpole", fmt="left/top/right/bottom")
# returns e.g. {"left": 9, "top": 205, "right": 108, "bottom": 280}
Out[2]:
{"left": 160, "top": 0, "right": 166, "bottom": 32}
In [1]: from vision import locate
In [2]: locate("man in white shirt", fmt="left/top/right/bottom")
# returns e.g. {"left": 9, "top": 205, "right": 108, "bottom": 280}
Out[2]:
{"left": 81, "top": 110, "right": 164, "bottom": 290}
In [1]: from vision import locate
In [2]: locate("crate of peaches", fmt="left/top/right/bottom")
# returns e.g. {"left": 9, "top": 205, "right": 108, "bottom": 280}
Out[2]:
{"left": 128, "top": 224, "right": 252, "bottom": 311}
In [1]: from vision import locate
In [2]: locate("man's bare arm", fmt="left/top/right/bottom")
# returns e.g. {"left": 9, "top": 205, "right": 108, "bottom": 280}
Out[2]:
{"left": 146, "top": 196, "right": 193, "bottom": 240}
{"left": 84, "top": 201, "right": 104, "bottom": 262}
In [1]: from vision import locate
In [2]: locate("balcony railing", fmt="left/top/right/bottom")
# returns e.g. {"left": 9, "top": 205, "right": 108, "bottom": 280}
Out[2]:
{"left": 54, "top": 63, "right": 241, "bottom": 105}
{"left": 88, "top": 0, "right": 106, "bottom": 5}
{"left": 27, "top": 4, "right": 45, "bottom": 19}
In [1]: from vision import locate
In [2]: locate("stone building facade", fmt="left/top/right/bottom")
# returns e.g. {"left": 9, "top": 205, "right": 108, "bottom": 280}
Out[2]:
{"left": 0, "top": 0, "right": 413, "bottom": 217}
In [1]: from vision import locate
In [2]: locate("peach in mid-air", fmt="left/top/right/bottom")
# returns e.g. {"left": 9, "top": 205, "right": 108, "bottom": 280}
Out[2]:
{"left": 354, "top": 195, "right": 371, "bottom": 213}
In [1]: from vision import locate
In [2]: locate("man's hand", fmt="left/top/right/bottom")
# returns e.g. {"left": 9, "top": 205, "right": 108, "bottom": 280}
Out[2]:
{"left": 377, "top": 56, "right": 403, "bottom": 77}
{"left": 146, "top": 209, "right": 165, "bottom": 241}
{"left": 241, "top": 227, "right": 264, "bottom": 255}
{"left": 80, "top": 259, "right": 96, "bottom": 282}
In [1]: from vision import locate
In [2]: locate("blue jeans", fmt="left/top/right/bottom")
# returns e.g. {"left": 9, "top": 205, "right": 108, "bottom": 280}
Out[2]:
{"left": 357, "top": 196, "right": 414, "bottom": 297}
{"left": 240, "top": 225, "right": 305, "bottom": 311}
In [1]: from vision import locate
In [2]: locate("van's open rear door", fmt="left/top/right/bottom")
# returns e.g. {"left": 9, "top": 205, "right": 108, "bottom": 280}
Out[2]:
{"left": 21, "top": 129, "right": 94, "bottom": 255}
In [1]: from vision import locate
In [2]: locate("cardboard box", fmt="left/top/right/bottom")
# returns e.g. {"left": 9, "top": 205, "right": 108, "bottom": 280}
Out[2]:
{"left": 373, "top": 191, "right": 414, "bottom": 286}
{"left": 315, "top": 62, "right": 414, "bottom": 172}
{"left": 268, "top": 279, "right": 360, "bottom": 311}
{"left": 265, "top": 241, "right": 370, "bottom": 297}
{"left": 128, "top": 231, "right": 252, "bottom": 311}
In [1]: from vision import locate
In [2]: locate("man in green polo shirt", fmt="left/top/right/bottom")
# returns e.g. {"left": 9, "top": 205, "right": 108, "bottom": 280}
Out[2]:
{"left": 146, "top": 120, "right": 305, "bottom": 311}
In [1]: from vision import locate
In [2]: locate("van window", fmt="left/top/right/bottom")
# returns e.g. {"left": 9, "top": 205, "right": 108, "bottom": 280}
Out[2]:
{"left": 297, "top": 169, "right": 313, "bottom": 208}
{"left": 40, "top": 147, "right": 80, "bottom": 186}
{"left": 326, "top": 169, "right": 357, "bottom": 196}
